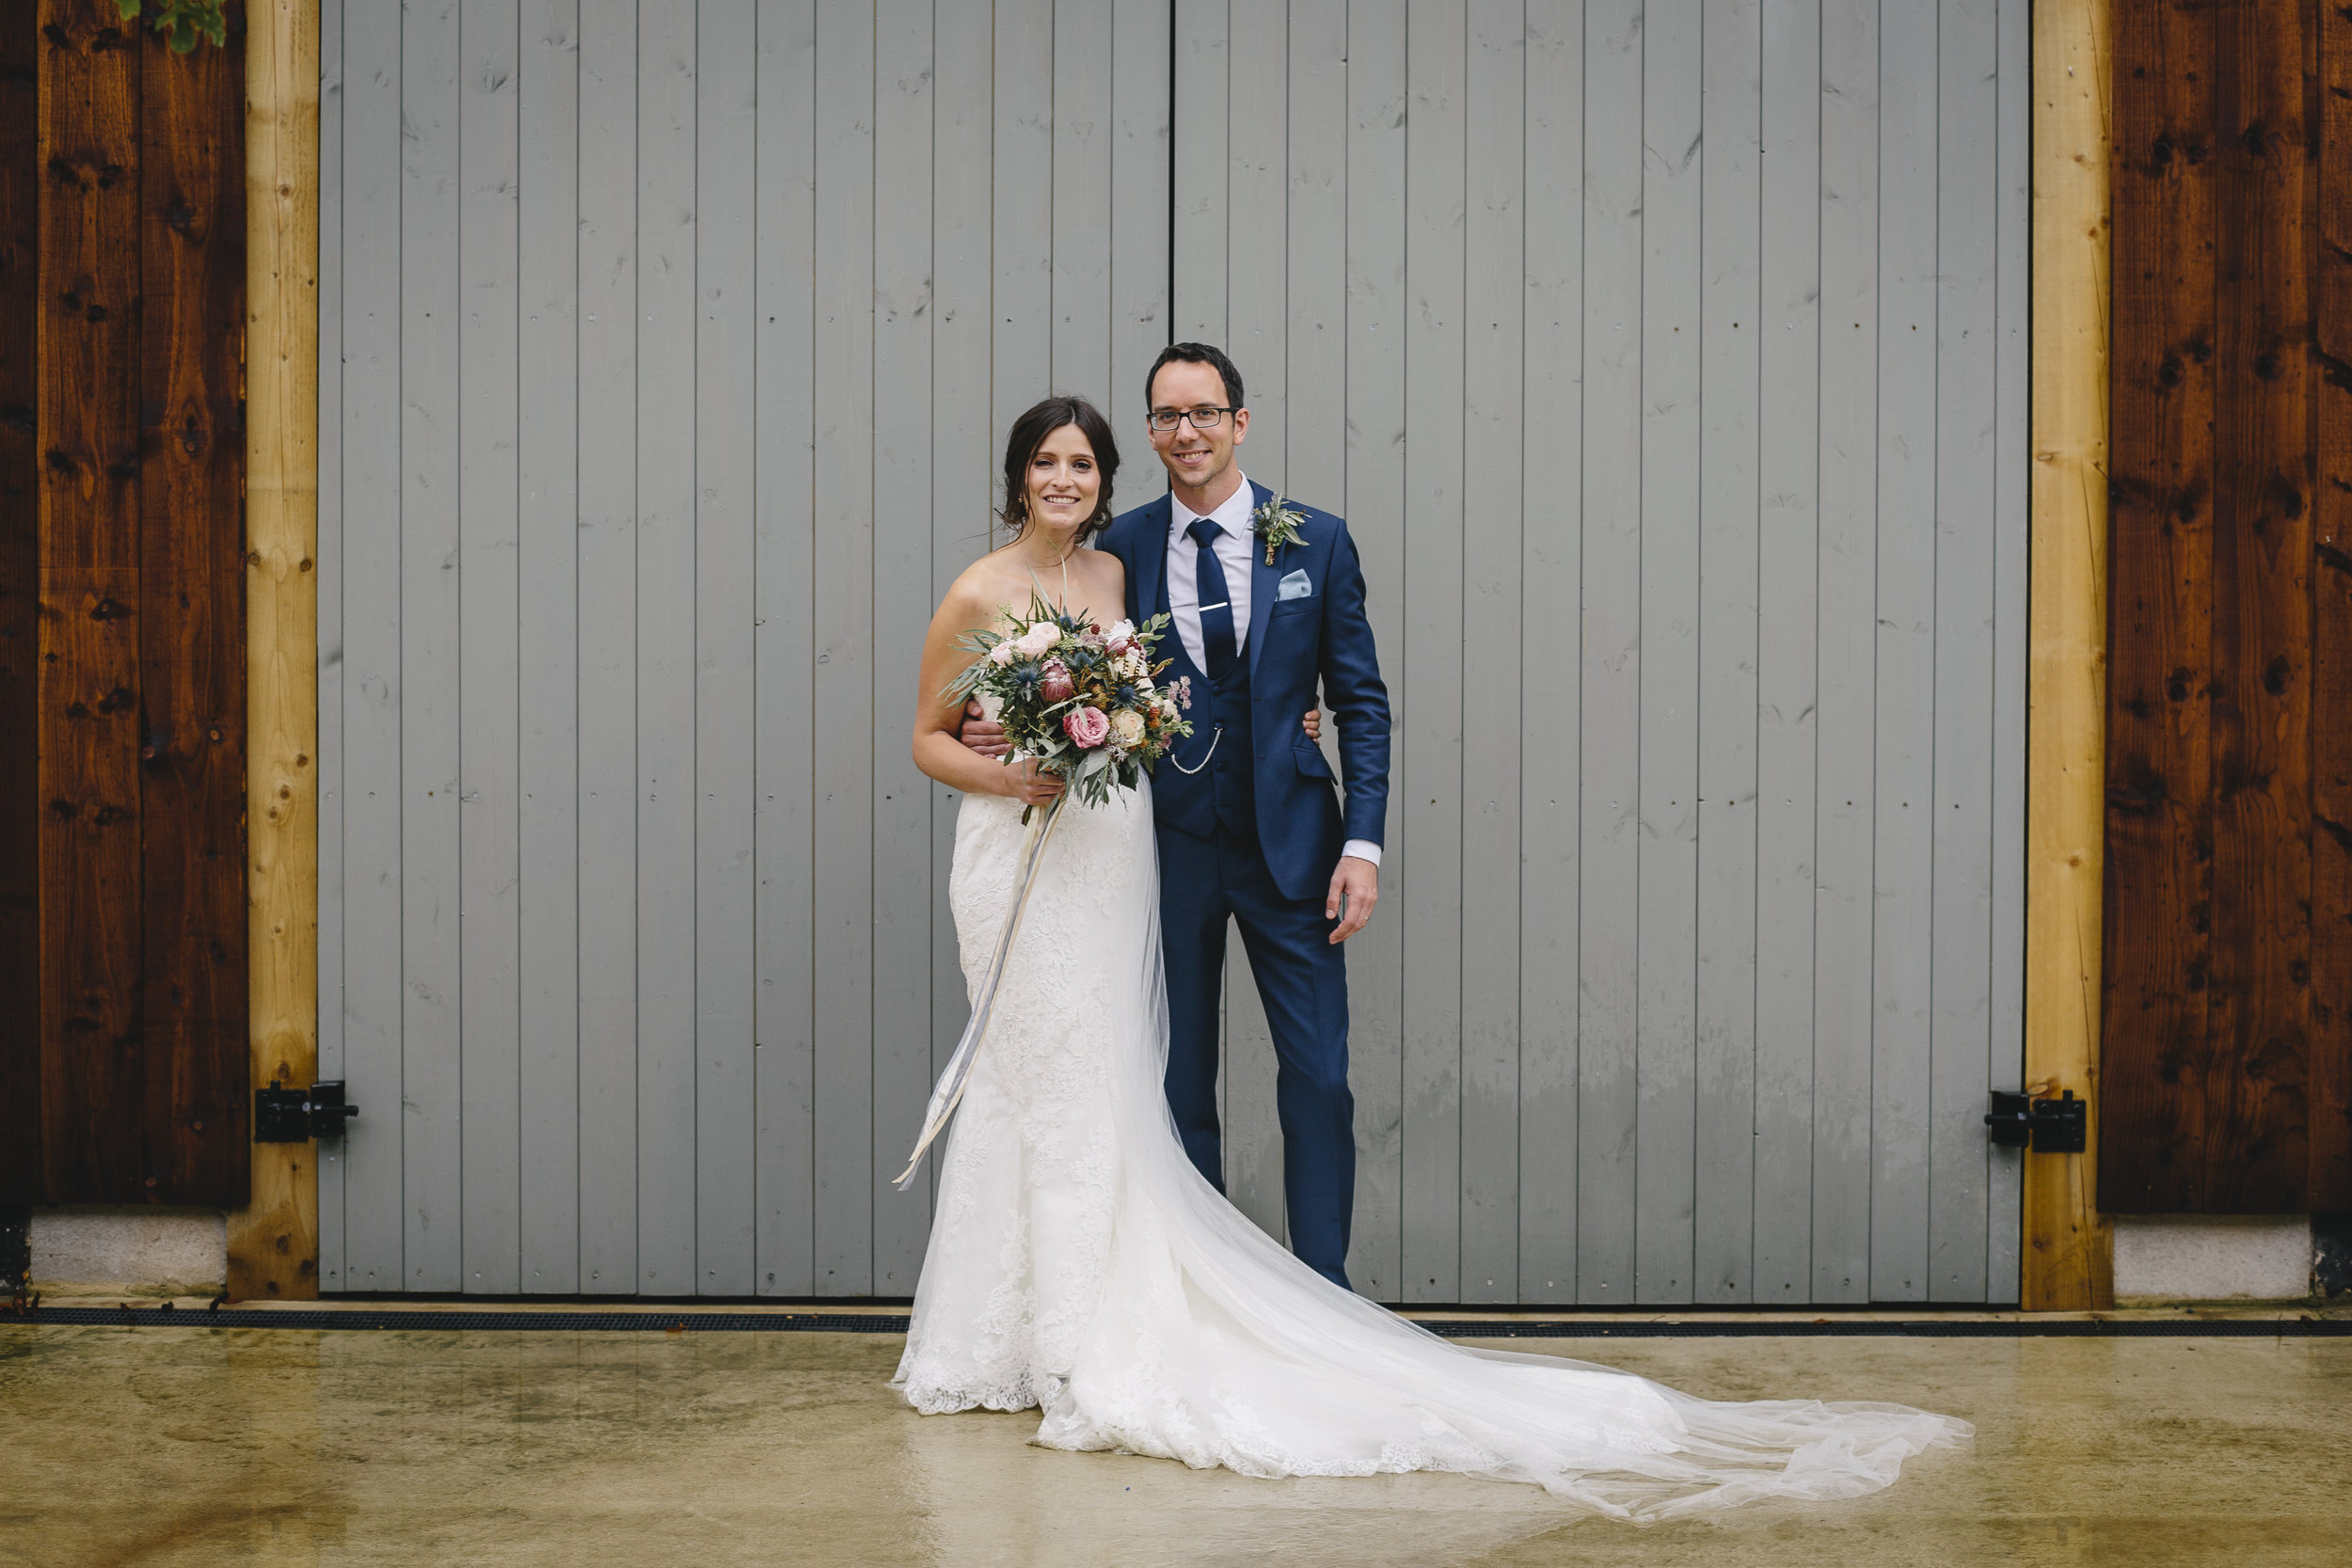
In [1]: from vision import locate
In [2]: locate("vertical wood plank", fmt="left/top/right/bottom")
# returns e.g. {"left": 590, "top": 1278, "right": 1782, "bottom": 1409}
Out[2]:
{"left": 929, "top": 0, "right": 990, "bottom": 1143}
{"left": 313, "top": 0, "right": 346, "bottom": 1287}
{"left": 633, "top": 0, "right": 699, "bottom": 1294}
{"left": 2203, "top": 0, "right": 2314, "bottom": 1212}
{"left": 1751, "top": 0, "right": 1820, "bottom": 1305}
{"left": 37, "top": 0, "right": 144, "bottom": 1204}
{"left": 1400, "top": 0, "right": 1467, "bottom": 1304}
{"left": 235, "top": 0, "right": 322, "bottom": 1295}
{"left": 993, "top": 0, "right": 1052, "bottom": 456}
{"left": 1173, "top": 0, "right": 1228, "bottom": 342}
{"left": 2102, "top": 0, "right": 2217, "bottom": 1218}
{"left": 755, "top": 0, "right": 819, "bottom": 1296}
{"left": 2313, "top": 0, "right": 2352, "bottom": 1212}
{"left": 1634, "top": 0, "right": 1702, "bottom": 1307}
{"left": 696, "top": 0, "right": 758, "bottom": 1296}
{"left": 516, "top": 0, "right": 582, "bottom": 1294}
{"left": 870, "top": 0, "right": 935, "bottom": 1292}
{"left": 1985, "top": 0, "right": 2032, "bottom": 1302}
{"left": 1221, "top": 0, "right": 1286, "bottom": 1235}
{"left": 139, "top": 20, "right": 247, "bottom": 1202}
{"left": 1342, "top": 0, "right": 1408, "bottom": 1300}
{"left": 1577, "top": 0, "right": 1643, "bottom": 1307}
{"left": 2026, "top": 0, "right": 2114, "bottom": 1309}
{"left": 575, "top": 0, "right": 640, "bottom": 1292}
{"left": 812, "top": 0, "right": 877, "bottom": 1294}
{"left": 1810, "top": 0, "right": 1877, "bottom": 1305}
{"left": 1869, "top": 0, "right": 1937, "bottom": 1304}
{"left": 1517, "top": 0, "right": 1581, "bottom": 1305}
{"left": 0, "top": 0, "right": 40, "bottom": 1201}
{"left": 334, "top": 0, "right": 405, "bottom": 1291}
{"left": 1926, "top": 0, "right": 2001, "bottom": 1303}
{"left": 457, "top": 0, "right": 525, "bottom": 1297}
{"left": 1693, "top": 0, "right": 1761, "bottom": 1305}
{"left": 1051, "top": 0, "right": 1111, "bottom": 403}
{"left": 1109, "top": 0, "right": 1171, "bottom": 475}
{"left": 1285, "top": 0, "right": 1345, "bottom": 507}
{"left": 1458, "top": 0, "right": 1524, "bottom": 1302}
{"left": 399, "top": 0, "right": 464, "bottom": 1292}
{"left": 1226, "top": 0, "right": 1285, "bottom": 486}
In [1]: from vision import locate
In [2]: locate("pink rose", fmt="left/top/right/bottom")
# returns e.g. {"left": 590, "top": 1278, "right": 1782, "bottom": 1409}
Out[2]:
{"left": 1062, "top": 706, "right": 1110, "bottom": 749}
{"left": 1040, "top": 657, "right": 1075, "bottom": 704}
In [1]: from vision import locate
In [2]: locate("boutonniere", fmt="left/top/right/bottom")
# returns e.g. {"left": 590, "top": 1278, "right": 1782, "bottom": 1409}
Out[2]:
{"left": 1250, "top": 492, "right": 1307, "bottom": 566}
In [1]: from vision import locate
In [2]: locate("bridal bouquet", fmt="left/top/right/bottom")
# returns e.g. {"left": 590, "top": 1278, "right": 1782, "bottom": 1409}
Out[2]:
{"left": 898, "top": 595, "right": 1195, "bottom": 1191}
{"left": 946, "top": 592, "right": 1194, "bottom": 817}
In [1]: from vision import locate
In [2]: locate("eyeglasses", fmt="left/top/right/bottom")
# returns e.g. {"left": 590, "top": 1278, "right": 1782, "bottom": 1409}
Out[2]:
{"left": 1147, "top": 406, "right": 1236, "bottom": 432}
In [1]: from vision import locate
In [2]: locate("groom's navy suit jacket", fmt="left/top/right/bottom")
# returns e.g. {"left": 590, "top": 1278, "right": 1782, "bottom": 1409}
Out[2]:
{"left": 1098, "top": 483, "right": 1391, "bottom": 897}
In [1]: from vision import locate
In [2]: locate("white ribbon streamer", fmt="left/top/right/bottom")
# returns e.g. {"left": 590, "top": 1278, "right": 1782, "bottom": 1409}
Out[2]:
{"left": 894, "top": 789, "right": 1073, "bottom": 1190}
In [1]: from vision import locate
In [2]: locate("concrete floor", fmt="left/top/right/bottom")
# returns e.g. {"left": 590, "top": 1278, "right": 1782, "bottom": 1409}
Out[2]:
{"left": 4, "top": 1320, "right": 2346, "bottom": 1567}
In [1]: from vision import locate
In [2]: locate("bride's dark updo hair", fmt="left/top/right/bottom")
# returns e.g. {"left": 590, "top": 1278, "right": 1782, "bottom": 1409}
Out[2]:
{"left": 1001, "top": 395, "right": 1121, "bottom": 545}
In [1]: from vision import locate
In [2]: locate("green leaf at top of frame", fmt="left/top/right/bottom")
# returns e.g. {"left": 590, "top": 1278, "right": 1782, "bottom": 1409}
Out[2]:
{"left": 117, "top": 1, "right": 231, "bottom": 55}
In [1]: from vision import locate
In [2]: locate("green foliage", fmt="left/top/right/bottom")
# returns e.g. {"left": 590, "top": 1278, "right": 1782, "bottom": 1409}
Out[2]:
{"left": 116, "top": 0, "right": 230, "bottom": 55}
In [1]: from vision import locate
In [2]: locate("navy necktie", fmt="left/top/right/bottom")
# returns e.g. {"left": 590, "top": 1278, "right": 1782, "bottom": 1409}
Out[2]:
{"left": 1188, "top": 518, "right": 1237, "bottom": 679}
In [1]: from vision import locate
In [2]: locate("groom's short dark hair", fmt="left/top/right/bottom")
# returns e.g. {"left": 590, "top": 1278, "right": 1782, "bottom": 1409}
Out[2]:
{"left": 1145, "top": 342, "right": 1246, "bottom": 415}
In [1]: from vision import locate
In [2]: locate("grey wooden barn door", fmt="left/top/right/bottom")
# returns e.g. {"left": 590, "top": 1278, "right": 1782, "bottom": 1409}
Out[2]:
{"left": 315, "top": 0, "right": 1170, "bottom": 1297}
{"left": 1178, "top": 0, "right": 2030, "bottom": 1307}
{"left": 315, "top": 0, "right": 2027, "bottom": 1306}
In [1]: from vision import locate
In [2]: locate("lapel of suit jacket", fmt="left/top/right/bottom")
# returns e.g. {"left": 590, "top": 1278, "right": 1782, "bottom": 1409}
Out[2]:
{"left": 1131, "top": 494, "right": 1169, "bottom": 629}
{"left": 1244, "top": 480, "right": 1279, "bottom": 682}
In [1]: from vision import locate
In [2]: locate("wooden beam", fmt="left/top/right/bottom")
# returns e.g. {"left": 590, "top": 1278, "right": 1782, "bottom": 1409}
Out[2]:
{"left": 2026, "top": 0, "right": 2116, "bottom": 1309}
{"left": 38, "top": 0, "right": 148, "bottom": 1203}
{"left": 139, "top": 9, "right": 250, "bottom": 1203}
{"left": 2316, "top": 0, "right": 2352, "bottom": 1212}
{"left": 0, "top": 0, "right": 42, "bottom": 1204}
{"left": 228, "top": 0, "right": 319, "bottom": 1301}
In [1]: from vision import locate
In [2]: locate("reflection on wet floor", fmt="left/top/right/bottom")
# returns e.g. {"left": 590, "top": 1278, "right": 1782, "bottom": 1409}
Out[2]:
{"left": 2, "top": 1323, "right": 2346, "bottom": 1566}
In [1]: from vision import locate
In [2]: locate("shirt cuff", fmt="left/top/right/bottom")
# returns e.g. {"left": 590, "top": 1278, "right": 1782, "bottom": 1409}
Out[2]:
{"left": 1341, "top": 839, "right": 1382, "bottom": 867}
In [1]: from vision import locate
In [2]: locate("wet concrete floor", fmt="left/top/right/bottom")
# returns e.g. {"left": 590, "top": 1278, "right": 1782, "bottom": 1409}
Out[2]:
{"left": 3, "top": 1319, "right": 2346, "bottom": 1566}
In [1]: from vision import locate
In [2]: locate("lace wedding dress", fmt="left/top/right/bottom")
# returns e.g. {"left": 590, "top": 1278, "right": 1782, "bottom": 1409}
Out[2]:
{"left": 894, "top": 779, "right": 1968, "bottom": 1521}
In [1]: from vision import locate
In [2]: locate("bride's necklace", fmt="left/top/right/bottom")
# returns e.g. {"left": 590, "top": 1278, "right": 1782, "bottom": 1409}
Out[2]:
{"left": 1021, "top": 542, "right": 1074, "bottom": 617}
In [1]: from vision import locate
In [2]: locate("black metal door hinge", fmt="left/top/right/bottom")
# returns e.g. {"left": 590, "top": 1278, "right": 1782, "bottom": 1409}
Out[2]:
{"left": 255, "top": 1080, "right": 359, "bottom": 1143}
{"left": 1984, "top": 1088, "right": 2088, "bottom": 1154}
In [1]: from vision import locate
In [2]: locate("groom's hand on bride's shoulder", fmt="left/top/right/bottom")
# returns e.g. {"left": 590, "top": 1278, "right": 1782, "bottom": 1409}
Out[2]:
{"left": 960, "top": 698, "right": 1011, "bottom": 759}
{"left": 1326, "top": 856, "right": 1378, "bottom": 944}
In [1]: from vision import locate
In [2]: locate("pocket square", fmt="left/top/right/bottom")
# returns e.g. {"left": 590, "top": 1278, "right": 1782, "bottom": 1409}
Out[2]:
{"left": 1278, "top": 569, "right": 1313, "bottom": 601}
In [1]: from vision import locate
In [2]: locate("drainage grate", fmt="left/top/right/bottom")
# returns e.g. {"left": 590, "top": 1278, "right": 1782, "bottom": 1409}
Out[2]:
{"left": 8, "top": 1307, "right": 2347, "bottom": 1338}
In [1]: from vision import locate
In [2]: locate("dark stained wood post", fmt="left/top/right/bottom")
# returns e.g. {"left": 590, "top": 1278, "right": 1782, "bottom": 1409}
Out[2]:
{"left": 0, "top": 0, "right": 39, "bottom": 1203}
{"left": 2314, "top": 0, "right": 2352, "bottom": 1213}
{"left": 2104, "top": 0, "right": 2220, "bottom": 1214}
{"left": 2203, "top": 0, "right": 2317, "bottom": 1213}
{"left": 2104, "top": 0, "right": 2351, "bottom": 1217}
{"left": 39, "top": 0, "right": 149, "bottom": 1202}
{"left": 136, "top": 6, "right": 246, "bottom": 1201}
{"left": 9, "top": 0, "right": 247, "bottom": 1209}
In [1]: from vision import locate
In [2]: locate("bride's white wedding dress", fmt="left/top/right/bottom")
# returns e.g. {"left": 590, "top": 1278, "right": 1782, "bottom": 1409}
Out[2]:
{"left": 894, "top": 780, "right": 1967, "bottom": 1521}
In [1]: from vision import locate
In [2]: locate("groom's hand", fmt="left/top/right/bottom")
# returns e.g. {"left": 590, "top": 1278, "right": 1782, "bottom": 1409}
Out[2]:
{"left": 1326, "top": 856, "right": 1378, "bottom": 943}
{"left": 961, "top": 698, "right": 1011, "bottom": 758}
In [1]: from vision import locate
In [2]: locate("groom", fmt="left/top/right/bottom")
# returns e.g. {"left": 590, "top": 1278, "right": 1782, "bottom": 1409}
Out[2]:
{"left": 966, "top": 343, "right": 1391, "bottom": 1291}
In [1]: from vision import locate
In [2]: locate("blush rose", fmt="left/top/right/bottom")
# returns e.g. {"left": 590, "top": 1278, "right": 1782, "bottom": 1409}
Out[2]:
{"left": 1062, "top": 706, "right": 1110, "bottom": 749}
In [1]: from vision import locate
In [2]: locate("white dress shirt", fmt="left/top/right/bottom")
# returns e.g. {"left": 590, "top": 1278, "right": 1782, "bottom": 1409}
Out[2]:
{"left": 1165, "top": 475, "right": 1381, "bottom": 869}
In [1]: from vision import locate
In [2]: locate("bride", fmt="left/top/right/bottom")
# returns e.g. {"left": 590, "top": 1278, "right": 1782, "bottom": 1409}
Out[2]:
{"left": 899, "top": 395, "right": 1968, "bottom": 1521}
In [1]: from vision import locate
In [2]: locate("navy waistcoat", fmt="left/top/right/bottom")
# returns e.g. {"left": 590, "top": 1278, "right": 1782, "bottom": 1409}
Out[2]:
{"left": 1156, "top": 562, "right": 1257, "bottom": 843}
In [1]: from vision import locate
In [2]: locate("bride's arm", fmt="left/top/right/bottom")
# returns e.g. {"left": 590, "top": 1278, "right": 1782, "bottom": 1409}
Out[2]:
{"left": 913, "top": 582, "right": 1065, "bottom": 806}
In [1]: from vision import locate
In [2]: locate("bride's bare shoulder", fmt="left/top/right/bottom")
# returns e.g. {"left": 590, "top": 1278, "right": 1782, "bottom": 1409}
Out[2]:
{"left": 935, "top": 549, "right": 1022, "bottom": 628}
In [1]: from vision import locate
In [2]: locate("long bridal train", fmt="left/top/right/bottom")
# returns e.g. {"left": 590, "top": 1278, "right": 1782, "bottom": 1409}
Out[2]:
{"left": 894, "top": 780, "right": 1967, "bottom": 1522}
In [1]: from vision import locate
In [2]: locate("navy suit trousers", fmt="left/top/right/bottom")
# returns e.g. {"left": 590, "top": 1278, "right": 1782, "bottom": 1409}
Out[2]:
{"left": 1156, "top": 820, "right": 1356, "bottom": 1290}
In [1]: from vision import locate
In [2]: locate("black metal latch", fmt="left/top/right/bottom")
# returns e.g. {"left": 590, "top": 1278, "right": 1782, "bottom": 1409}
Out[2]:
{"left": 1984, "top": 1088, "right": 2087, "bottom": 1153}
{"left": 256, "top": 1080, "right": 359, "bottom": 1143}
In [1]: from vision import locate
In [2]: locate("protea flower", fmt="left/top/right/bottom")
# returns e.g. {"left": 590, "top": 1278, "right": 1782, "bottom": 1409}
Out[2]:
{"left": 1041, "top": 657, "right": 1075, "bottom": 704}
